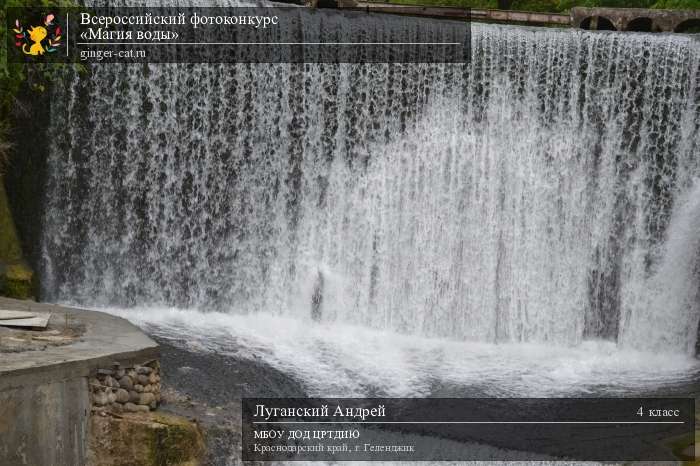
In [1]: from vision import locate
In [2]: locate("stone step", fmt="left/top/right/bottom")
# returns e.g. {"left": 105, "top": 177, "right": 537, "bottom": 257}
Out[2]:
{"left": 0, "top": 311, "right": 50, "bottom": 329}
{"left": 0, "top": 310, "right": 36, "bottom": 320}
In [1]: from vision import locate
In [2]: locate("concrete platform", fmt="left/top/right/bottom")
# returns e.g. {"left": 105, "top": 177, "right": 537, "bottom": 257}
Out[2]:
{"left": 0, "top": 297, "right": 158, "bottom": 389}
{"left": 0, "top": 297, "right": 159, "bottom": 466}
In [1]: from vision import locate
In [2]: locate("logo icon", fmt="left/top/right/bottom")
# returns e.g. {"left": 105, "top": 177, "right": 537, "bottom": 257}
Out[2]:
{"left": 13, "top": 14, "right": 62, "bottom": 56}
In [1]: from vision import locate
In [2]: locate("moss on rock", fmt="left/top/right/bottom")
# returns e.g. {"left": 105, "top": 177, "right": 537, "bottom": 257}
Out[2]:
{"left": 1, "top": 262, "right": 34, "bottom": 299}
{"left": 0, "top": 177, "right": 23, "bottom": 264}
{"left": 0, "top": 176, "right": 34, "bottom": 299}
{"left": 89, "top": 411, "right": 205, "bottom": 466}
{"left": 149, "top": 413, "right": 205, "bottom": 466}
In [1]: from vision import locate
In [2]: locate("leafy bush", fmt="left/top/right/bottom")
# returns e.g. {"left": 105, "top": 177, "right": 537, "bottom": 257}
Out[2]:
{"left": 387, "top": 0, "right": 499, "bottom": 8}
{"left": 511, "top": 0, "right": 560, "bottom": 11}
{"left": 651, "top": 0, "right": 700, "bottom": 8}
{"left": 381, "top": 0, "right": 698, "bottom": 11}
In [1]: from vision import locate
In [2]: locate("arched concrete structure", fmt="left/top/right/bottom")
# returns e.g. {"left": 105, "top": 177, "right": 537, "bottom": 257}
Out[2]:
{"left": 347, "top": 3, "right": 698, "bottom": 33}
{"left": 350, "top": 3, "right": 571, "bottom": 26}
{"left": 572, "top": 7, "right": 700, "bottom": 33}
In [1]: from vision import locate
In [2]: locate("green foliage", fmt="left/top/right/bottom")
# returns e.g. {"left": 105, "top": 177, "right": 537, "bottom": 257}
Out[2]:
{"left": 386, "top": 0, "right": 499, "bottom": 8}
{"left": 554, "top": 0, "right": 699, "bottom": 8}
{"left": 556, "top": 0, "right": 653, "bottom": 9}
{"left": 651, "top": 0, "right": 700, "bottom": 8}
{"left": 511, "top": 0, "right": 560, "bottom": 11}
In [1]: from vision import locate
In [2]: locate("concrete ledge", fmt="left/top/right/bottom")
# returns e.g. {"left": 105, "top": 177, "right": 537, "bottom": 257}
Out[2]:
{"left": 0, "top": 297, "right": 158, "bottom": 390}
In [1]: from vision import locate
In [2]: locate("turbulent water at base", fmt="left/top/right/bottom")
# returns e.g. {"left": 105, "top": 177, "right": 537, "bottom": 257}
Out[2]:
{"left": 44, "top": 23, "right": 700, "bottom": 358}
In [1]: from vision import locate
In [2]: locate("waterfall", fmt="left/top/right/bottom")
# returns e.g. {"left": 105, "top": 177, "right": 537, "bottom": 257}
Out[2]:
{"left": 621, "top": 181, "right": 700, "bottom": 354}
{"left": 42, "top": 23, "right": 700, "bottom": 354}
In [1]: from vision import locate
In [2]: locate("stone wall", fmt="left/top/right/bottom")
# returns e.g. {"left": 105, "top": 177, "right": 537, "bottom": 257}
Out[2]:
{"left": 91, "top": 360, "right": 162, "bottom": 414}
{"left": 87, "top": 359, "right": 205, "bottom": 466}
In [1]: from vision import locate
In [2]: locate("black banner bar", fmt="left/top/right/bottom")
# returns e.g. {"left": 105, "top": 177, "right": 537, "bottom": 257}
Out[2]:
{"left": 242, "top": 398, "right": 696, "bottom": 461}
{"left": 6, "top": 7, "right": 471, "bottom": 64}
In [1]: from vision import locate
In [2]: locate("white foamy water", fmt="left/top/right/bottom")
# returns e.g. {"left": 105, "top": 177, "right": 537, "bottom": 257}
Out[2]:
{"left": 101, "top": 306, "right": 700, "bottom": 398}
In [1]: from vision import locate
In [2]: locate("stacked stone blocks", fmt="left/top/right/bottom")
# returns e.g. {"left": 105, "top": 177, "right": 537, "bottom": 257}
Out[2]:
{"left": 90, "top": 360, "right": 161, "bottom": 414}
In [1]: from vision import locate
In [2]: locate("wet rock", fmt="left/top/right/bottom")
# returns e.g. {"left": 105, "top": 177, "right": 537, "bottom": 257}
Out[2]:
{"left": 118, "top": 376, "right": 133, "bottom": 390}
{"left": 115, "top": 388, "right": 130, "bottom": 403}
{"left": 90, "top": 379, "right": 102, "bottom": 393}
{"left": 123, "top": 402, "right": 149, "bottom": 413}
{"left": 93, "top": 392, "right": 109, "bottom": 406}
{"left": 88, "top": 411, "right": 204, "bottom": 465}
{"left": 111, "top": 402, "right": 124, "bottom": 414}
{"left": 138, "top": 392, "right": 155, "bottom": 406}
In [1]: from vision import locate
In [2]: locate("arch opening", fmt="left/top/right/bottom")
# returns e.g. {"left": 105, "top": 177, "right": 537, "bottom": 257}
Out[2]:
{"left": 627, "top": 17, "right": 653, "bottom": 32}
{"left": 597, "top": 17, "right": 616, "bottom": 31}
{"left": 675, "top": 19, "right": 700, "bottom": 34}
{"left": 580, "top": 16, "right": 617, "bottom": 31}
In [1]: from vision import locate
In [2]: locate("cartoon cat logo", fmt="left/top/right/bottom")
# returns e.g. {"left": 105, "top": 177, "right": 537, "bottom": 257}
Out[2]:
{"left": 14, "top": 14, "right": 62, "bottom": 56}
